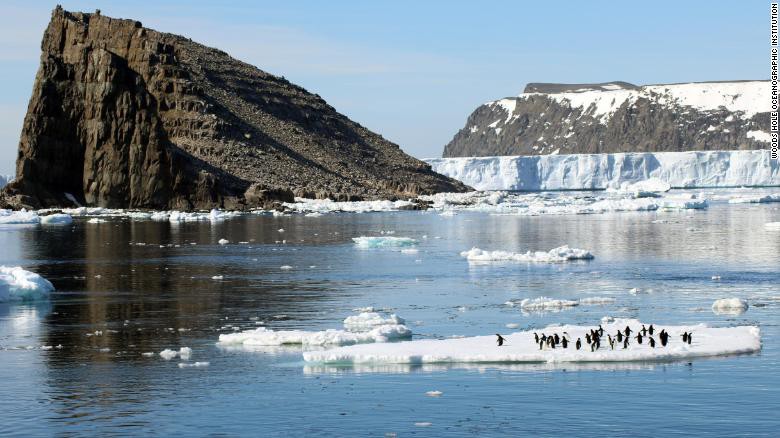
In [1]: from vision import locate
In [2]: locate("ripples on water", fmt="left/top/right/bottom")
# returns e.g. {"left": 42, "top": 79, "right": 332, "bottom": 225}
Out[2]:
{"left": 1, "top": 192, "right": 779, "bottom": 436}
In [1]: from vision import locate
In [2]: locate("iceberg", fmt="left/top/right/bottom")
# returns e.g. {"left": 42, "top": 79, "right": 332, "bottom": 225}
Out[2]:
{"left": 461, "top": 246, "right": 593, "bottom": 263}
{"left": 303, "top": 319, "right": 761, "bottom": 365}
{"left": 0, "top": 209, "right": 40, "bottom": 225}
{"left": 40, "top": 213, "right": 73, "bottom": 225}
{"left": 0, "top": 266, "right": 55, "bottom": 302}
{"left": 343, "top": 312, "right": 406, "bottom": 329}
{"left": 425, "top": 150, "right": 779, "bottom": 191}
{"left": 352, "top": 236, "right": 418, "bottom": 248}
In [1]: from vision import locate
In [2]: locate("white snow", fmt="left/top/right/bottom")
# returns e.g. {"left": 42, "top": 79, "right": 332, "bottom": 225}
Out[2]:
{"left": 425, "top": 150, "right": 779, "bottom": 191}
{"left": 712, "top": 298, "right": 749, "bottom": 315}
{"left": 303, "top": 318, "right": 761, "bottom": 365}
{"left": 747, "top": 130, "right": 772, "bottom": 142}
{"left": 353, "top": 236, "right": 418, "bottom": 248}
{"left": 461, "top": 246, "right": 594, "bottom": 263}
{"left": 608, "top": 178, "right": 671, "bottom": 197}
{"left": 0, "top": 266, "right": 55, "bottom": 302}
{"left": 765, "top": 222, "right": 780, "bottom": 230}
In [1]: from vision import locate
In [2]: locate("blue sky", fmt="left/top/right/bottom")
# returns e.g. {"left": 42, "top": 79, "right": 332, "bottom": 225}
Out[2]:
{"left": 0, "top": 1, "right": 767, "bottom": 175}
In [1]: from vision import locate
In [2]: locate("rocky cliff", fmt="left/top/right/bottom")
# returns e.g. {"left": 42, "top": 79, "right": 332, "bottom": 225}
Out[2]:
{"left": 443, "top": 81, "right": 770, "bottom": 157}
{"left": 2, "top": 7, "right": 468, "bottom": 210}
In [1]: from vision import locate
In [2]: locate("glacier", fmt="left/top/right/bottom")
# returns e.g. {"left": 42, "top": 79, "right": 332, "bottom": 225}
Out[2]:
{"left": 425, "top": 150, "right": 779, "bottom": 191}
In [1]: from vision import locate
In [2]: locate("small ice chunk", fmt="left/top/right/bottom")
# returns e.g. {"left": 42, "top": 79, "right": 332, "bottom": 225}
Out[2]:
{"left": 518, "top": 297, "right": 579, "bottom": 311}
{"left": 40, "top": 213, "right": 73, "bottom": 226}
{"left": 425, "top": 391, "right": 443, "bottom": 397}
{"left": 343, "top": 312, "right": 405, "bottom": 329}
{"left": 211, "top": 275, "right": 224, "bottom": 280}
{"left": 352, "top": 236, "right": 418, "bottom": 248}
{"left": 461, "top": 246, "right": 593, "bottom": 263}
{"left": 0, "top": 266, "right": 55, "bottom": 302}
{"left": 280, "top": 265, "right": 293, "bottom": 270}
{"left": 178, "top": 361, "right": 209, "bottom": 368}
{"left": 712, "top": 298, "right": 749, "bottom": 315}
{"left": 218, "top": 238, "right": 229, "bottom": 245}
{"left": 505, "top": 323, "right": 520, "bottom": 329}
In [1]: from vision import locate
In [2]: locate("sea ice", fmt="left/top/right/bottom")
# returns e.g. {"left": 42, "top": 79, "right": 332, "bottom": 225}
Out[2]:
{"left": 0, "top": 209, "right": 41, "bottom": 225}
{"left": 461, "top": 246, "right": 593, "bottom": 263}
{"left": 159, "top": 347, "right": 192, "bottom": 360}
{"left": 178, "top": 362, "right": 210, "bottom": 368}
{"left": 218, "top": 324, "right": 411, "bottom": 348}
{"left": 343, "top": 312, "right": 405, "bottom": 329}
{"left": 283, "top": 198, "right": 416, "bottom": 214}
{"left": 39, "top": 213, "right": 73, "bottom": 225}
{"left": 0, "top": 266, "right": 55, "bottom": 302}
{"left": 218, "top": 238, "right": 229, "bottom": 245}
{"left": 352, "top": 236, "right": 418, "bottom": 248}
{"left": 516, "top": 297, "right": 579, "bottom": 311}
{"left": 303, "top": 318, "right": 761, "bottom": 365}
{"left": 712, "top": 298, "right": 749, "bottom": 315}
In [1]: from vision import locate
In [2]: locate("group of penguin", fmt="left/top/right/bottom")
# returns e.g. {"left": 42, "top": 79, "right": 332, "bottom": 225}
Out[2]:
{"left": 494, "top": 324, "right": 695, "bottom": 351}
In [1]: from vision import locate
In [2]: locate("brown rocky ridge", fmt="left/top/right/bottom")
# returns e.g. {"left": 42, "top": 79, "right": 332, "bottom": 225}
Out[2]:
{"left": 1, "top": 7, "right": 469, "bottom": 210}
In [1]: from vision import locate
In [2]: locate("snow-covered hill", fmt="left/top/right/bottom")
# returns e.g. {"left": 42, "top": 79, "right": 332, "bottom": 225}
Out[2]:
{"left": 425, "top": 150, "right": 779, "bottom": 191}
{"left": 444, "top": 80, "right": 770, "bottom": 157}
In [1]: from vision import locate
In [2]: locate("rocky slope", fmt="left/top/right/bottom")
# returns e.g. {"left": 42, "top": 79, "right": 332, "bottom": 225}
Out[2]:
{"left": 2, "top": 8, "right": 468, "bottom": 210}
{"left": 443, "top": 81, "right": 770, "bottom": 157}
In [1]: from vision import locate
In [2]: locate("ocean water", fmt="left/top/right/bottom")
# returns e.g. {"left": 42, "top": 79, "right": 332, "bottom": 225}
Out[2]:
{"left": 1, "top": 193, "right": 779, "bottom": 436}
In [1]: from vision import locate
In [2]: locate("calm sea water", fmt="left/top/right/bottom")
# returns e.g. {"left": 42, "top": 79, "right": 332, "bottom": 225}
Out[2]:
{"left": 1, "top": 192, "right": 779, "bottom": 436}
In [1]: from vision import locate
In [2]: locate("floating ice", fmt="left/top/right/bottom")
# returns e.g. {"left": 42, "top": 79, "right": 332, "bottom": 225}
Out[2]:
{"left": 608, "top": 178, "right": 671, "bottom": 197}
{"left": 343, "top": 312, "right": 405, "bottom": 329}
{"left": 461, "top": 246, "right": 593, "bottom": 263}
{"left": 218, "top": 238, "right": 229, "bottom": 245}
{"left": 159, "top": 347, "right": 192, "bottom": 360}
{"left": 515, "top": 297, "right": 579, "bottom": 311}
{"left": 0, "top": 209, "right": 41, "bottom": 225}
{"left": 178, "top": 361, "right": 210, "bottom": 368}
{"left": 280, "top": 265, "right": 293, "bottom": 270}
{"left": 284, "top": 198, "right": 416, "bottom": 214}
{"left": 578, "top": 297, "right": 616, "bottom": 305}
{"left": 712, "top": 298, "right": 749, "bottom": 315}
{"left": 303, "top": 318, "right": 761, "bottom": 365}
{"left": 39, "top": 213, "right": 73, "bottom": 225}
{"left": 425, "top": 390, "right": 443, "bottom": 397}
{"left": 87, "top": 218, "right": 107, "bottom": 224}
{"left": 0, "top": 266, "right": 55, "bottom": 302}
{"left": 727, "top": 194, "right": 780, "bottom": 204}
{"left": 352, "top": 236, "right": 418, "bottom": 248}
{"left": 218, "top": 324, "right": 411, "bottom": 347}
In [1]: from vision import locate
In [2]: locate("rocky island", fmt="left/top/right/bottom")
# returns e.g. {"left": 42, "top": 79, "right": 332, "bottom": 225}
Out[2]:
{"left": 1, "top": 7, "right": 468, "bottom": 210}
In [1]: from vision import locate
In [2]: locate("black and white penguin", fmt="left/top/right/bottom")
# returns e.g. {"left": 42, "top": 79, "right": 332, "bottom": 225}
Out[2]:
{"left": 534, "top": 332, "right": 539, "bottom": 343}
{"left": 585, "top": 333, "right": 592, "bottom": 344}
{"left": 561, "top": 337, "right": 569, "bottom": 348}
{"left": 682, "top": 332, "right": 688, "bottom": 343}
{"left": 659, "top": 330, "right": 668, "bottom": 347}
{"left": 598, "top": 325, "right": 604, "bottom": 337}
{"left": 576, "top": 338, "right": 582, "bottom": 350}
{"left": 607, "top": 334, "right": 614, "bottom": 350}
{"left": 648, "top": 325, "right": 655, "bottom": 335}
{"left": 636, "top": 333, "right": 643, "bottom": 344}
{"left": 687, "top": 332, "right": 692, "bottom": 345}
{"left": 623, "top": 337, "right": 629, "bottom": 349}
{"left": 616, "top": 331, "right": 623, "bottom": 343}
{"left": 641, "top": 324, "right": 647, "bottom": 336}
{"left": 624, "top": 326, "right": 632, "bottom": 337}
{"left": 649, "top": 337, "right": 656, "bottom": 348}
{"left": 496, "top": 334, "right": 506, "bottom": 346}
{"left": 553, "top": 333, "right": 560, "bottom": 345}
{"left": 539, "top": 339, "right": 544, "bottom": 350}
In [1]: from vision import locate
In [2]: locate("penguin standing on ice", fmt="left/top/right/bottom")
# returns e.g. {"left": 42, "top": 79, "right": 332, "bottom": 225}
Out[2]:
{"left": 616, "top": 331, "right": 623, "bottom": 343}
{"left": 534, "top": 333, "right": 539, "bottom": 343}
{"left": 576, "top": 338, "right": 582, "bottom": 350}
{"left": 636, "top": 333, "right": 643, "bottom": 344}
{"left": 682, "top": 332, "right": 689, "bottom": 343}
{"left": 641, "top": 324, "right": 647, "bottom": 336}
{"left": 561, "top": 337, "right": 569, "bottom": 348}
{"left": 585, "top": 333, "right": 592, "bottom": 344}
{"left": 598, "top": 325, "right": 604, "bottom": 337}
{"left": 496, "top": 334, "right": 506, "bottom": 346}
{"left": 623, "top": 337, "right": 629, "bottom": 349}
{"left": 553, "top": 333, "right": 560, "bottom": 345}
{"left": 648, "top": 325, "right": 655, "bottom": 336}
{"left": 624, "top": 326, "right": 632, "bottom": 337}
{"left": 649, "top": 337, "right": 656, "bottom": 348}
{"left": 539, "top": 339, "right": 545, "bottom": 350}
{"left": 687, "top": 332, "right": 693, "bottom": 345}
{"left": 607, "top": 334, "right": 614, "bottom": 350}
{"left": 659, "top": 330, "right": 668, "bottom": 347}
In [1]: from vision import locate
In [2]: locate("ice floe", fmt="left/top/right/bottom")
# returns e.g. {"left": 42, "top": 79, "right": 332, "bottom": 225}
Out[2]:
{"left": 352, "top": 236, "right": 418, "bottom": 248}
{"left": 343, "top": 312, "right": 405, "bottom": 329}
{"left": 40, "top": 213, "right": 73, "bottom": 225}
{"left": 303, "top": 318, "right": 761, "bottom": 365}
{"left": 461, "top": 246, "right": 593, "bottom": 263}
{"left": 159, "top": 347, "right": 192, "bottom": 360}
{"left": 0, "top": 209, "right": 41, "bottom": 225}
{"left": 283, "top": 198, "right": 416, "bottom": 214}
{"left": 712, "top": 298, "right": 749, "bottom": 315}
{"left": 218, "top": 324, "right": 411, "bottom": 348}
{"left": 512, "top": 297, "right": 579, "bottom": 311}
{"left": 0, "top": 266, "right": 55, "bottom": 302}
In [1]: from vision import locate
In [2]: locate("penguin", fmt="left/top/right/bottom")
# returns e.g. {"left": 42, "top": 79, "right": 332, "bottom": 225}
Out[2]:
{"left": 649, "top": 337, "right": 656, "bottom": 348}
{"left": 598, "top": 325, "right": 604, "bottom": 337}
{"left": 550, "top": 339, "right": 556, "bottom": 349}
{"left": 682, "top": 332, "right": 688, "bottom": 343}
{"left": 561, "top": 337, "right": 569, "bottom": 348}
{"left": 590, "top": 341, "right": 596, "bottom": 352}
{"left": 624, "top": 326, "right": 632, "bottom": 337}
{"left": 687, "top": 332, "right": 692, "bottom": 345}
{"left": 641, "top": 324, "right": 647, "bottom": 336}
{"left": 576, "top": 338, "right": 582, "bottom": 350}
{"left": 585, "top": 333, "right": 592, "bottom": 344}
{"left": 607, "top": 334, "right": 614, "bottom": 350}
{"left": 541, "top": 333, "right": 547, "bottom": 343}
{"left": 539, "top": 339, "right": 544, "bottom": 350}
{"left": 659, "top": 330, "right": 668, "bottom": 347}
{"left": 623, "top": 337, "right": 629, "bottom": 349}
{"left": 594, "top": 337, "right": 601, "bottom": 350}
{"left": 636, "top": 333, "right": 643, "bottom": 344}
{"left": 616, "top": 331, "right": 623, "bottom": 343}
{"left": 553, "top": 333, "right": 560, "bottom": 345}
{"left": 534, "top": 332, "right": 539, "bottom": 343}
{"left": 496, "top": 334, "right": 506, "bottom": 346}
{"left": 648, "top": 324, "right": 655, "bottom": 335}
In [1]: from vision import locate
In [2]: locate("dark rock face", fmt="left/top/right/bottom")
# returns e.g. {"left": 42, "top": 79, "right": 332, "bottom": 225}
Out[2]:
{"left": 443, "top": 81, "right": 770, "bottom": 158}
{"left": 3, "top": 8, "right": 468, "bottom": 210}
